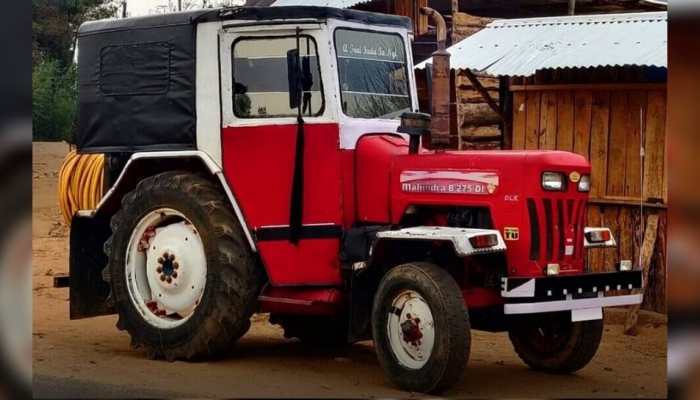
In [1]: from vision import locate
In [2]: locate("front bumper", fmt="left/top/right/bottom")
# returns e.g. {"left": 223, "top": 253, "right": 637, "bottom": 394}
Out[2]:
{"left": 501, "top": 271, "right": 643, "bottom": 318}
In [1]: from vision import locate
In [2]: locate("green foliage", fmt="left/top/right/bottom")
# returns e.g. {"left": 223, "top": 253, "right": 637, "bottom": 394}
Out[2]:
{"left": 32, "top": 0, "right": 117, "bottom": 142}
{"left": 32, "top": 59, "right": 77, "bottom": 141}
{"left": 33, "top": 0, "right": 118, "bottom": 66}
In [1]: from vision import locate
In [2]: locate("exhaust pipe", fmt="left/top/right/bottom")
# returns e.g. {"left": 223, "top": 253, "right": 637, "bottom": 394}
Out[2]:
{"left": 420, "top": 7, "right": 451, "bottom": 150}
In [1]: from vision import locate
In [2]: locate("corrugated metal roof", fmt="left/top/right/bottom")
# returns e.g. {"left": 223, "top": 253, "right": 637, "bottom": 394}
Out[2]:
{"left": 415, "top": 12, "right": 667, "bottom": 77}
{"left": 271, "top": 0, "right": 372, "bottom": 7}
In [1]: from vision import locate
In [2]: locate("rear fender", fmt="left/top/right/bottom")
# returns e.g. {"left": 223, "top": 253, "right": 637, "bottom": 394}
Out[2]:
{"left": 69, "top": 151, "right": 257, "bottom": 319}
{"left": 91, "top": 151, "right": 256, "bottom": 252}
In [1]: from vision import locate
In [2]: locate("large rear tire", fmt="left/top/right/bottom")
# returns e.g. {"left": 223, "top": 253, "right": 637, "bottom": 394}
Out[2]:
{"left": 372, "top": 262, "right": 470, "bottom": 394}
{"left": 508, "top": 313, "right": 603, "bottom": 373}
{"left": 106, "top": 171, "right": 263, "bottom": 360}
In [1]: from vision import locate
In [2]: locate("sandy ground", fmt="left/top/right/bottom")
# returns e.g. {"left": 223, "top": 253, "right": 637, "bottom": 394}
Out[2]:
{"left": 32, "top": 141, "right": 667, "bottom": 398}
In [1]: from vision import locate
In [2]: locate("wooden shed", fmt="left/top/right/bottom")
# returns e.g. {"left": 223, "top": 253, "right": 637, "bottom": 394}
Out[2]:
{"left": 417, "top": 12, "right": 668, "bottom": 313}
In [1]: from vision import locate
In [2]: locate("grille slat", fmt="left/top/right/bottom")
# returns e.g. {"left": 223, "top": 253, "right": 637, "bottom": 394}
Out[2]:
{"left": 576, "top": 199, "right": 586, "bottom": 259}
{"left": 543, "top": 199, "right": 553, "bottom": 261}
{"left": 527, "top": 198, "right": 540, "bottom": 261}
{"left": 558, "top": 199, "right": 565, "bottom": 260}
{"left": 567, "top": 199, "right": 574, "bottom": 222}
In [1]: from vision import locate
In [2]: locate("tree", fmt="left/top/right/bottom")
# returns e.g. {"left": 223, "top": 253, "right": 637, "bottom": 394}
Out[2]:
{"left": 32, "top": 0, "right": 119, "bottom": 67}
{"left": 32, "top": 59, "right": 77, "bottom": 141}
{"left": 32, "top": 0, "right": 117, "bottom": 141}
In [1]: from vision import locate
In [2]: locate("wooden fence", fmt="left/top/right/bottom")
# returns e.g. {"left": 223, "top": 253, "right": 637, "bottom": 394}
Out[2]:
{"left": 510, "top": 84, "right": 667, "bottom": 312}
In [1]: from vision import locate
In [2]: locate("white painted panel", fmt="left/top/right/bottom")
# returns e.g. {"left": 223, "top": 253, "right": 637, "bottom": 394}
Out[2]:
{"left": 376, "top": 226, "right": 507, "bottom": 257}
{"left": 504, "top": 293, "right": 643, "bottom": 315}
{"left": 196, "top": 22, "right": 223, "bottom": 167}
{"left": 571, "top": 307, "right": 603, "bottom": 322}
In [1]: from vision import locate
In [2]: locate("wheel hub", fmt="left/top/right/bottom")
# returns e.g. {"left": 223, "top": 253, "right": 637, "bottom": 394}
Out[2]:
{"left": 156, "top": 252, "right": 179, "bottom": 283}
{"left": 387, "top": 290, "right": 435, "bottom": 370}
{"left": 145, "top": 222, "right": 205, "bottom": 313}
{"left": 400, "top": 314, "right": 423, "bottom": 346}
{"left": 125, "top": 208, "right": 207, "bottom": 329}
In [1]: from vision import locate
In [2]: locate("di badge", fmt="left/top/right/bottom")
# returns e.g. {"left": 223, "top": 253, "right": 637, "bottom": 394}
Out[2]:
{"left": 504, "top": 227, "right": 519, "bottom": 241}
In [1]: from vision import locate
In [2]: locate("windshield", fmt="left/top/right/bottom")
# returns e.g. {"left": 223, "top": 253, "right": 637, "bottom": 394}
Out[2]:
{"left": 334, "top": 29, "right": 411, "bottom": 119}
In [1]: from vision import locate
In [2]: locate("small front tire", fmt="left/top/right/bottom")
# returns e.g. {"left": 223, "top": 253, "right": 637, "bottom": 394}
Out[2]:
{"left": 372, "top": 262, "right": 470, "bottom": 394}
{"left": 509, "top": 313, "right": 603, "bottom": 373}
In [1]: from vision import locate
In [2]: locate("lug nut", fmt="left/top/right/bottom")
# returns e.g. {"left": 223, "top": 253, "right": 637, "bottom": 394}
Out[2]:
{"left": 172, "top": 272, "right": 178, "bottom": 279}
{"left": 157, "top": 257, "right": 164, "bottom": 264}
{"left": 169, "top": 254, "right": 175, "bottom": 261}
{"left": 173, "top": 262, "right": 179, "bottom": 270}
{"left": 160, "top": 275, "right": 166, "bottom": 281}
{"left": 166, "top": 277, "right": 172, "bottom": 283}
{"left": 156, "top": 267, "right": 163, "bottom": 273}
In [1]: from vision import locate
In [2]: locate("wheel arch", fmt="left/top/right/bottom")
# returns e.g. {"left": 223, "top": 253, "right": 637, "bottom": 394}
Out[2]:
{"left": 368, "top": 227, "right": 507, "bottom": 272}
{"left": 90, "top": 151, "right": 256, "bottom": 252}
{"left": 346, "top": 227, "right": 506, "bottom": 341}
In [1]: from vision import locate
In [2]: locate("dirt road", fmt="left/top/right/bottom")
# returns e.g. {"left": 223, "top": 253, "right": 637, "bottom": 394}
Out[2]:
{"left": 33, "top": 141, "right": 667, "bottom": 398}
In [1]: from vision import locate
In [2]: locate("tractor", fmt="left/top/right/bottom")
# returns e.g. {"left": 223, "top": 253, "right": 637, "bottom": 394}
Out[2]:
{"left": 63, "top": 6, "right": 643, "bottom": 393}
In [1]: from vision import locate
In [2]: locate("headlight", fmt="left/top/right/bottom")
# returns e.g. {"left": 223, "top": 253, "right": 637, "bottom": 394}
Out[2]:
{"left": 542, "top": 172, "right": 565, "bottom": 191}
{"left": 578, "top": 175, "right": 591, "bottom": 192}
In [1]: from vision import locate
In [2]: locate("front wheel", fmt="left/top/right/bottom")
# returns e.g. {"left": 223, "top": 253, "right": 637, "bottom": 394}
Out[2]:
{"left": 372, "top": 262, "right": 470, "bottom": 394}
{"left": 508, "top": 313, "right": 603, "bottom": 373}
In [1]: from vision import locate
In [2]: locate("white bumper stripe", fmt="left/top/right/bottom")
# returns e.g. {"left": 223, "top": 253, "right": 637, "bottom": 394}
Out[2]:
{"left": 504, "top": 293, "right": 643, "bottom": 315}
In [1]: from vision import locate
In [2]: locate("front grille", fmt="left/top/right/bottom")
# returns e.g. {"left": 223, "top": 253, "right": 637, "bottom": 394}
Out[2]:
{"left": 527, "top": 197, "right": 586, "bottom": 264}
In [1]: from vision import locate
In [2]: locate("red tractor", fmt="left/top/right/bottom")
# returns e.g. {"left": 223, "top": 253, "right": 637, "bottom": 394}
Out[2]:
{"left": 65, "top": 6, "right": 643, "bottom": 393}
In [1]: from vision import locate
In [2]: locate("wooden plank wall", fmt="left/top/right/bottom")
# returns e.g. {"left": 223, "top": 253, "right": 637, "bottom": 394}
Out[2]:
{"left": 456, "top": 71, "right": 502, "bottom": 150}
{"left": 393, "top": 0, "right": 428, "bottom": 35}
{"left": 511, "top": 85, "right": 667, "bottom": 313}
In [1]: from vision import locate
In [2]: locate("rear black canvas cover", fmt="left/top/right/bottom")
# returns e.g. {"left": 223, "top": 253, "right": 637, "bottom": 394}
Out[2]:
{"left": 76, "top": 22, "right": 197, "bottom": 153}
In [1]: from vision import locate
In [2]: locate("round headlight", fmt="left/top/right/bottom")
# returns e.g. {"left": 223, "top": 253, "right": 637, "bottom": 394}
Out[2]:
{"left": 542, "top": 172, "right": 565, "bottom": 191}
{"left": 578, "top": 175, "right": 591, "bottom": 192}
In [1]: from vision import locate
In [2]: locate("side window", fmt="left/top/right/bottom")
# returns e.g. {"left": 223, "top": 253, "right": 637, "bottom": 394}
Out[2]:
{"left": 232, "top": 36, "right": 324, "bottom": 118}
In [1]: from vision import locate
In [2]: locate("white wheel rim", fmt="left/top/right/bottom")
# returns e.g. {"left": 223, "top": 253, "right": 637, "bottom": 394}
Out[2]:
{"left": 125, "top": 208, "right": 207, "bottom": 329}
{"left": 386, "top": 290, "right": 435, "bottom": 370}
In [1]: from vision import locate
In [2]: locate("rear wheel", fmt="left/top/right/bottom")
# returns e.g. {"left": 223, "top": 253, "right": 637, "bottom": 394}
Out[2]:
{"left": 106, "top": 171, "right": 263, "bottom": 360}
{"left": 372, "top": 262, "right": 470, "bottom": 394}
{"left": 508, "top": 313, "right": 603, "bottom": 373}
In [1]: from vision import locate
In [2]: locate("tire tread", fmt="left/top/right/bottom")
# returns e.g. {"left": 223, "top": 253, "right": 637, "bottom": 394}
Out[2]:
{"left": 105, "top": 171, "right": 263, "bottom": 360}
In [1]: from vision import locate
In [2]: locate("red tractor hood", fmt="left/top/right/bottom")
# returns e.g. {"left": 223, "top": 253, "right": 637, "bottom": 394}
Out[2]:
{"left": 354, "top": 134, "right": 591, "bottom": 224}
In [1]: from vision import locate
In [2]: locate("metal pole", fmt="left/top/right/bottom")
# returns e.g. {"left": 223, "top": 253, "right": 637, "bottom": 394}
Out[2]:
{"left": 420, "top": 7, "right": 451, "bottom": 150}
{"left": 121, "top": 1, "right": 127, "bottom": 18}
{"left": 568, "top": 0, "right": 576, "bottom": 15}
{"left": 178, "top": 0, "right": 182, "bottom": 11}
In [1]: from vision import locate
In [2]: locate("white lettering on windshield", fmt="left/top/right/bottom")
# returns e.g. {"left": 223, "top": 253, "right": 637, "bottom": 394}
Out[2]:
{"left": 341, "top": 43, "right": 399, "bottom": 61}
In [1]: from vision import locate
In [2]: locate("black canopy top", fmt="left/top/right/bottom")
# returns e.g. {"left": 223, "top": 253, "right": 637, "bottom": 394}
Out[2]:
{"left": 78, "top": 6, "right": 413, "bottom": 36}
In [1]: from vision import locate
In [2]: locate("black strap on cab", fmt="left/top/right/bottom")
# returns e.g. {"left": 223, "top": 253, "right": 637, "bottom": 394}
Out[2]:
{"left": 289, "top": 27, "right": 305, "bottom": 244}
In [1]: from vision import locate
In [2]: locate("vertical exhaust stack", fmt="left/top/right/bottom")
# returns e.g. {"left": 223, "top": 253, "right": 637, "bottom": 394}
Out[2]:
{"left": 420, "top": 7, "right": 451, "bottom": 150}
